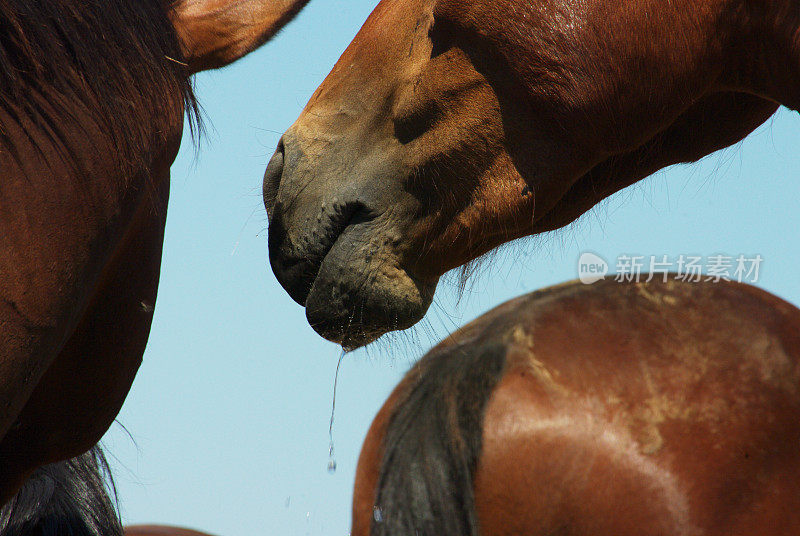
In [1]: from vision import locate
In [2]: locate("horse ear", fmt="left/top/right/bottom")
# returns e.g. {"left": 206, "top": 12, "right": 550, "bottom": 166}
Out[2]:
{"left": 168, "top": 0, "right": 311, "bottom": 73}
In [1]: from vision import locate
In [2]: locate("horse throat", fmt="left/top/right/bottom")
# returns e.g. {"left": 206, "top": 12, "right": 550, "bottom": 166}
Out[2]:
{"left": 727, "top": 1, "right": 800, "bottom": 110}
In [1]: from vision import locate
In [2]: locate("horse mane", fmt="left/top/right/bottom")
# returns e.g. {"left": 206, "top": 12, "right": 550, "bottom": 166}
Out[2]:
{"left": 371, "top": 339, "right": 508, "bottom": 536}
{"left": 0, "top": 0, "right": 200, "bottom": 175}
{"left": 0, "top": 445, "right": 123, "bottom": 536}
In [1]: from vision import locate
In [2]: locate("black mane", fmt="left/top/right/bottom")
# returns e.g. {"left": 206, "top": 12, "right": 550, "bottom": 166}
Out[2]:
{"left": 372, "top": 339, "right": 508, "bottom": 536}
{"left": 0, "top": 445, "right": 123, "bottom": 536}
{"left": 0, "top": 0, "right": 199, "bottom": 174}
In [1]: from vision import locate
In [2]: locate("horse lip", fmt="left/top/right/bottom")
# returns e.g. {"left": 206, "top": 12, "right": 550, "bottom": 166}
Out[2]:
{"left": 304, "top": 254, "right": 438, "bottom": 349}
{"left": 268, "top": 201, "right": 374, "bottom": 306}
{"left": 308, "top": 319, "right": 384, "bottom": 349}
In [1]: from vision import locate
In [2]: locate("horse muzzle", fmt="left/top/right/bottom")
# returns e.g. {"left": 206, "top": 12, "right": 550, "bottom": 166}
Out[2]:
{"left": 263, "top": 136, "right": 438, "bottom": 348}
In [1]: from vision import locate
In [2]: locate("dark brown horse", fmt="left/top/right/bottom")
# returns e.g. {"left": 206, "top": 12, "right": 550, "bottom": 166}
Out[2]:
{"left": 264, "top": 0, "right": 795, "bottom": 347}
{"left": 0, "top": 445, "right": 216, "bottom": 536}
{"left": 0, "top": 0, "right": 311, "bottom": 502}
{"left": 352, "top": 279, "right": 800, "bottom": 535}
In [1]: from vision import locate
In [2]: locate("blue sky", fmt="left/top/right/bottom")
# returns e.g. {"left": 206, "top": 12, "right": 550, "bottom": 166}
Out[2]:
{"left": 102, "top": 1, "right": 800, "bottom": 534}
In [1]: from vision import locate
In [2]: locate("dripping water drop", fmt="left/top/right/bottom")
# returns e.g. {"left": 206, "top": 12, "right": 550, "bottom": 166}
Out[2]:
{"left": 328, "top": 348, "right": 347, "bottom": 474}
{"left": 327, "top": 440, "right": 337, "bottom": 473}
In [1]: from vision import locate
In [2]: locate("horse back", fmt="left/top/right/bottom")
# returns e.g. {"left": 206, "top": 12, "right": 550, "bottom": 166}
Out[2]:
{"left": 479, "top": 279, "right": 800, "bottom": 535}
{"left": 358, "top": 279, "right": 800, "bottom": 536}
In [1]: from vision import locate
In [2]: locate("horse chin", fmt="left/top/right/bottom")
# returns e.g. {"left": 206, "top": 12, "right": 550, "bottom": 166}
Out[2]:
{"left": 303, "top": 232, "right": 438, "bottom": 349}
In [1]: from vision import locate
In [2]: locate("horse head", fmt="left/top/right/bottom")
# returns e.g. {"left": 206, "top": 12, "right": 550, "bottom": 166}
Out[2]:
{"left": 264, "top": 0, "right": 795, "bottom": 347}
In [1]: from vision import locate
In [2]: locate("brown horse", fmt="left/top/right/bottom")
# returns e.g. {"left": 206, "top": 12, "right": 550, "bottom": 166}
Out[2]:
{"left": 0, "top": 445, "right": 215, "bottom": 536}
{"left": 264, "top": 0, "right": 796, "bottom": 347}
{"left": 0, "top": 0, "right": 311, "bottom": 502}
{"left": 352, "top": 279, "right": 800, "bottom": 535}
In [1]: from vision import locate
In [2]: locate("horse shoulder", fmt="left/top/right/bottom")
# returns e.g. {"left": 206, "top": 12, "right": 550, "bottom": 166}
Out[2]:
{"left": 474, "top": 281, "right": 800, "bottom": 536}
{"left": 475, "top": 359, "right": 703, "bottom": 536}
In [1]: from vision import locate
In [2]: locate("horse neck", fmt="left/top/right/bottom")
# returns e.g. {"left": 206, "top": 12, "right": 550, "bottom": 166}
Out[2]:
{"left": 728, "top": 2, "right": 800, "bottom": 110}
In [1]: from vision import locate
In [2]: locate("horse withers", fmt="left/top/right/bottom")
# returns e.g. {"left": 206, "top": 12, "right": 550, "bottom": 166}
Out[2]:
{"left": 265, "top": 0, "right": 796, "bottom": 346}
{"left": 0, "top": 0, "right": 311, "bottom": 503}
{"left": 353, "top": 278, "right": 800, "bottom": 535}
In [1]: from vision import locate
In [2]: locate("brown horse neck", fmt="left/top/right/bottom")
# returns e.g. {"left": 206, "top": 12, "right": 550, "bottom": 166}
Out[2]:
{"left": 725, "top": 2, "right": 800, "bottom": 109}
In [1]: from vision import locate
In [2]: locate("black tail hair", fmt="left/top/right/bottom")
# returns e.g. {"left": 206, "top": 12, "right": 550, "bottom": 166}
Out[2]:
{"left": 372, "top": 340, "right": 508, "bottom": 536}
{"left": 0, "top": 445, "right": 123, "bottom": 536}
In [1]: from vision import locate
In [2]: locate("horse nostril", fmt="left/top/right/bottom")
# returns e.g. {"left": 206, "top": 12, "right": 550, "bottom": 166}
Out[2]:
{"left": 263, "top": 138, "right": 285, "bottom": 220}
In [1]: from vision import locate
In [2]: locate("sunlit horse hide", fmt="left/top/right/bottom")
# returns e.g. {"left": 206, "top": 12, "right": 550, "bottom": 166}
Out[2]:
{"left": 0, "top": 445, "right": 216, "bottom": 536}
{"left": 352, "top": 279, "right": 800, "bottom": 536}
{"left": 0, "top": 0, "right": 310, "bottom": 503}
{"left": 264, "top": 0, "right": 795, "bottom": 346}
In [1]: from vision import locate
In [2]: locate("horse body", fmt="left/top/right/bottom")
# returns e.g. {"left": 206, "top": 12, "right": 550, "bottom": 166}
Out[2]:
{"left": 353, "top": 279, "right": 800, "bottom": 535}
{"left": 264, "top": 0, "right": 796, "bottom": 345}
{"left": 0, "top": 0, "right": 311, "bottom": 502}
